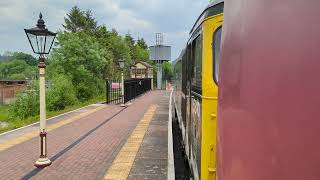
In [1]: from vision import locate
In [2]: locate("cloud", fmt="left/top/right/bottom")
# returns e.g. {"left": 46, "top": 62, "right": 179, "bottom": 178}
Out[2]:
{"left": 0, "top": 0, "right": 210, "bottom": 59}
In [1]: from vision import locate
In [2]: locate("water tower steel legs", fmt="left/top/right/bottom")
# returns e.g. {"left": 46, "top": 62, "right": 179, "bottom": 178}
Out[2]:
{"left": 157, "top": 60, "right": 163, "bottom": 90}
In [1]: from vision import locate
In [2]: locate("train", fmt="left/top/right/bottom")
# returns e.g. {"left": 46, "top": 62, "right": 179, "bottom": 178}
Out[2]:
{"left": 172, "top": 0, "right": 320, "bottom": 180}
{"left": 173, "top": 1, "right": 223, "bottom": 179}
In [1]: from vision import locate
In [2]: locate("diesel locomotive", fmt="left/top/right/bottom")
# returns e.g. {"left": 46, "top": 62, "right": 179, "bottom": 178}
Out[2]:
{"left": 173, "top": 0, "right": 320, "bottom": 179}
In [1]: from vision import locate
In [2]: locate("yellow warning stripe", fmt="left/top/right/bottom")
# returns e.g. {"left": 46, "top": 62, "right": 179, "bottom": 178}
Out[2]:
{"left": 104, "top": 104, "right": 157, "bottom": 180}
{"left": 0, "top": 105, "right": 106, "bottom": 151}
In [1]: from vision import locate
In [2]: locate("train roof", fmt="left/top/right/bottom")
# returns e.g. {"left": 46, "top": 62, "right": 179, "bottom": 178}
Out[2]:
{"left": 173, "top": 49, "right": 185, "bottom": 65}
{"left": 189, "top": 0, "right": 224, "bottom": 39}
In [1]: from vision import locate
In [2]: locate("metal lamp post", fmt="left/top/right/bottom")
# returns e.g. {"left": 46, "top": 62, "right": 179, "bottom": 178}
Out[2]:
{"left": 118, "top": 59, "right": 125, "bottom": 107}
{"left": 24, "top": 13, "right": 56, "bottom": 168}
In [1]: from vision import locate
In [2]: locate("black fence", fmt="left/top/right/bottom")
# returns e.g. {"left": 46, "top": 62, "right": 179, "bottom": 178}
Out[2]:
{"left": 106, "top": 79, "right": 122, "bottom": 104}
{"left": 124, "top": 78, "right": 151, "bottom": 103}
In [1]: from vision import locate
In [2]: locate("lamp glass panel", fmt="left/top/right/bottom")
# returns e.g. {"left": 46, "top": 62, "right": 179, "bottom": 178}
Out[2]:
{"left": 27, "top": 33, "right": 39, "bottom": 54}
{"left": 119, "top": 60, "right": 125, "bottom": 68}
{"left": 44, "top": 35, "right": 55, "bottom": 54}
{"left": 120, "top": 62, "right": 125, "bottom": 68}
{"left": 38, "top": 35, "right": 45, "bottom": 54}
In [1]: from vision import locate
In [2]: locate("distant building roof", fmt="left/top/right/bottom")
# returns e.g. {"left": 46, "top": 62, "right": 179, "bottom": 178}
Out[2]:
{"left": 139, "top": 61, "right": 153, "bottom": 68}
{"left": 0, "top": 79, "right": 30, "bottom": 82}
{"left": 131, "top": 61, "right": 153, "bottom": 68}
{"left": 0, "top": 80, "right": 31, "bottom": 85}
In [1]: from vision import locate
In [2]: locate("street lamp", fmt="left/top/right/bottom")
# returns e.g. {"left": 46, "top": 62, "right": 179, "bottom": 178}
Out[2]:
{"left": 118, "top": 59, "right": 125, "bottom": 107}
{"left": 118, "top": 58, "right": 125, "bottom": 69}
{"left": 24, "top": 13, "right": 56, "bottom": 168}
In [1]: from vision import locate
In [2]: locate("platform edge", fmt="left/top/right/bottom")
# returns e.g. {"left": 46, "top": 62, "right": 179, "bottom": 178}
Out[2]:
{"left": 168, "top": 89, "right": 175, "bottom": 180}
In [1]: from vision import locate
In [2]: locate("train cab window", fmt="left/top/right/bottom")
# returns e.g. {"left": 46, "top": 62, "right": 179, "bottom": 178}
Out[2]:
{"left": 213, "top": 27, "right": 222, "bottom": 84}
{"left": 192, "top": 35, "right": 202, "bottom": 88}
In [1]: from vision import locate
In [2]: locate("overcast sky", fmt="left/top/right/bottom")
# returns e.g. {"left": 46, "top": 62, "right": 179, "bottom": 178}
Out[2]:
{"left": 0, "top": 0, "right": 211, "bottom": 60}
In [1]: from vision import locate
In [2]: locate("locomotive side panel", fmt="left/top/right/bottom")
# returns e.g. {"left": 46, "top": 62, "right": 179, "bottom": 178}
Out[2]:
{"left": 173, "top": 55, "right": 185, "bottom": 138}
{"left": 218, "top": 0, "right": 320, "bottom": 180}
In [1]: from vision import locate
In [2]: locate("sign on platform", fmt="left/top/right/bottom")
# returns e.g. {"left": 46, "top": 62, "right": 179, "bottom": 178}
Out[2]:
{"left": 112, "top": 83, "right": 121, "bottom": 89}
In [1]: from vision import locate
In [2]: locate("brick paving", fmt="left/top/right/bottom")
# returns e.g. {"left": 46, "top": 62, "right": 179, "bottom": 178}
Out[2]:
{"left": 0, "top": 90, "right": 168, "bottom": 180}
{"left": 0, "top": 105, "right": 100, "bottom": 144}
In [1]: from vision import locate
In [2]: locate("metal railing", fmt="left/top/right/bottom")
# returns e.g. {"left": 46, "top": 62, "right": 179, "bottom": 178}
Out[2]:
{"left": 124, "top": 78, "right": 151, "bottom": 103}
{"left": 106, "top": 79, "right": 122, "bottom": 104}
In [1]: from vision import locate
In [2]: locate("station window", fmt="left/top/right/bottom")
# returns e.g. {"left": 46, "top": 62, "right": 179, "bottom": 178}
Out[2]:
{"left": 213, "top": 27, "right": 222, "bottom": 84}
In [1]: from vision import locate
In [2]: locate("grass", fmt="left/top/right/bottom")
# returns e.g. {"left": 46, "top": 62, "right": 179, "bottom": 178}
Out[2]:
{"left": 0, "top": 95, "right": 105, "bottom": 134}
{"left": 0, "top": 105, "right": 10, "bottom": 122}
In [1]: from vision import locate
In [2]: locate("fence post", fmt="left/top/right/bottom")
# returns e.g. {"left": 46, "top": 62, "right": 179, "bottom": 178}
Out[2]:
{"left": 106, "top": 79, "right": 110, "bottom": 104}
{"left": 121, "top": 72, "right": 125, "bottom": 106}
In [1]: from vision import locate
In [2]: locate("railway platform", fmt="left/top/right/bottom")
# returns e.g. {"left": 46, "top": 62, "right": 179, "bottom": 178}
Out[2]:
{"left": 0, "top": 90, "right": 174, "bottom": 180}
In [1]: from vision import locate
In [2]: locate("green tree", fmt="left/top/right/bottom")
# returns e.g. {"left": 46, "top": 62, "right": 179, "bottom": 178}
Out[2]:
{"left": 84, "top": 10, "right": 98, "bottom": 32}
{"left": 62, "top": 6, "right": 97, "bottom": 33}
{"left": 125, "top": 33, "right": 135, "bottom": 47}
{"left": 11, "top": 52, "right": 37, "bottom": 66}
{"left": 0, "top": 59, "right": 36, "bottom": 80}
{"left": 125, "top": 33, "right": 136, "bottom": 59}
{"left": 8, "top": 5, "right": 153, "bottom": 119}
{"left": 124, "top": 35, "right": 150, "bottom": 63}
{"left": 137, "top": 38, "right": 148, "bottom": 49}
{"left": 162, "top": 61, "right": 174, "bottom": 80}
{"left": 132, "top": 45, "right": 149, "bottom": 62}
{"left": 48, "top": 31, "right": 110, "bottom": 100}
{"left": 47, "top": 75, "right": 78, "bottom": 111}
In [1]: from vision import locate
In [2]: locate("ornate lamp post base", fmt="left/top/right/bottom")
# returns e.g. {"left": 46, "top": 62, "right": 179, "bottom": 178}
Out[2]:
{"left": 34, "top": 131, "right": 51, "bottom": 168}
{"left": 34, "top": 157, "right": 52, "bottom": 168}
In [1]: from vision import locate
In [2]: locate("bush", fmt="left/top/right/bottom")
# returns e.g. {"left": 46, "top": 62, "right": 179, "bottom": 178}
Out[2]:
{"left": 76, "top": 82, "right": 95, "bottom": 101}
{"left": 75, "top": 78, "right": 104, "bottom": 101}
{"left": 9, "top": 81, "right": 39, "bottom": 119}
{"left": 47, "top": 75, "right": 78, "bottom": 111}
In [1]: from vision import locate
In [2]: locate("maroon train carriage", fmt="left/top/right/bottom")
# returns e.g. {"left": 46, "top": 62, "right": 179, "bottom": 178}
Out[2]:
{"left": 218, "top": 0, "right": 320, "bottom": 180}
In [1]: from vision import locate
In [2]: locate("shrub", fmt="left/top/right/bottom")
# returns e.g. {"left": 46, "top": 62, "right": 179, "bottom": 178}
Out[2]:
{"left": 9, "top": 81, "right": 39, "bottom": 120}
{"left": 47, "top": 75, "right": 78, "bottom": 111}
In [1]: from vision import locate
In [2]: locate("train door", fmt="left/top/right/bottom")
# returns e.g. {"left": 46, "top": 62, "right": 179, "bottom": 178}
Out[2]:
{"left": 200, "top": 13, "right": 223, "bottom": 180}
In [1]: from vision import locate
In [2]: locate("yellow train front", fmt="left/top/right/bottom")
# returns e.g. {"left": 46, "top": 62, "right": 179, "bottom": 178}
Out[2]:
{"left": 173, "top": 1, "right": 223, "bottom": 179}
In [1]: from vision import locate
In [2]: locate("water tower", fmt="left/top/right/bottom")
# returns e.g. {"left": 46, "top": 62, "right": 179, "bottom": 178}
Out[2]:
{"left": 149, "top": 33, "right": 171, "bottom": 89}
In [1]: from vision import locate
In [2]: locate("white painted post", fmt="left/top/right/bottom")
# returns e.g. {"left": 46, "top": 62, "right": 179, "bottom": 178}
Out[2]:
{"left": 151, "top": 77, "right": 154, "bottom": 90}
{"left": 157, "top": 60, "right": 163, "bottom": 90}
{"left": 166, "top": 80, "right": 168, "bottom": 90}
{"left": 168, "top": 89, "right": 175, "bottom": 180}
{"left": 39, "top": 67, "right": 46, "bottom": 131}
{"left": 34, "top": 59, "right": 51, "bottom": 168}
{"left": 120, "top": 72, "right": 126, "bottom": 107}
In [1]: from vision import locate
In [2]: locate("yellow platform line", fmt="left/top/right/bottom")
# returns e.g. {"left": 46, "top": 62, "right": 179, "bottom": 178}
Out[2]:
{"left": 104, "top": 105, "right": 157, "bottom": 180}
{"left": 0, "top": 105, "right": 106, "bottom": 151}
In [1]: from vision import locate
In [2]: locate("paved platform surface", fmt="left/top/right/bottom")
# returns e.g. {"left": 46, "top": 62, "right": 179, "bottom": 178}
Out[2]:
{"left": 128, "top": 93, "right": 169, "bottom": 180}
{"left": 0, "top": 90, "right": 170, "bottom": 180}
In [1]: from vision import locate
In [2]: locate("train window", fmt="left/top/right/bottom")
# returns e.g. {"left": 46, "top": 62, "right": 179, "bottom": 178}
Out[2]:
{"left": 192, "top": 35, "right": 202, "bottom": 88}
{"left": 213, "top": 26, "right": 222, "bottom": 84}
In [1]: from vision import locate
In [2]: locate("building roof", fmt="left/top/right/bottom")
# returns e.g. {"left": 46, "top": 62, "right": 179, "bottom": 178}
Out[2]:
{"left": 0, "top": 79, "right": 30, "bottom": 82}
{"left": 132, "top": 61, "right": 153, "bottom": 68}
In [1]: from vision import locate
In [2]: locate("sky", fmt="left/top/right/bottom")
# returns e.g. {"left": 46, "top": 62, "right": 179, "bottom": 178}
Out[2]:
{"left": 0, "top": 0, "right": 211, "bottom": 60}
